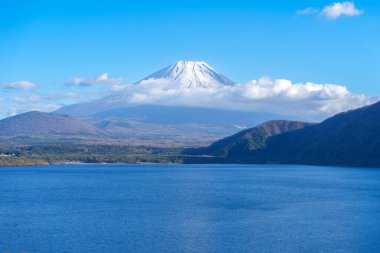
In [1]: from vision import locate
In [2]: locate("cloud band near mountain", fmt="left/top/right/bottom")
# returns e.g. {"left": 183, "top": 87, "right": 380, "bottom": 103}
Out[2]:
{"left": 111, "top": 76, "right": 376, "bottom": 121}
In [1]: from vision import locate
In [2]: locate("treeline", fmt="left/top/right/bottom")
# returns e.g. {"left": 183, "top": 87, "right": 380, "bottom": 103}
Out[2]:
{"left": 0, "top": 156, "right": 48, "bottom": 166}
{"left": 0, "top": 144, "right": 184, "bottom": 165}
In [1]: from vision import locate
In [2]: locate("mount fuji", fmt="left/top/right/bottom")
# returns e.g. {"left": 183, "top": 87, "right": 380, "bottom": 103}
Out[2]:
{"left": 56, "top": 61, "right": 281, "bottom": 146}
{"left": 139, "top": 61, "right": 235, "bottom": 88}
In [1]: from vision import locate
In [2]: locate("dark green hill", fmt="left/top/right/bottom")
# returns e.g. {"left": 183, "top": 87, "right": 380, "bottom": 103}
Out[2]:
{"left": 261, "top": 101, "right": 380, "bottom": 166}
{"left": 195, "top": 101, "right": 380, "bottom": 167}
{"left": 201, "top": 120, "right": 314, "bottom": 157}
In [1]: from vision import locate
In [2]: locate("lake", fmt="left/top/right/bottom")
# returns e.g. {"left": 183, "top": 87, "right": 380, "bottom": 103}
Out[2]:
{"left": 0, "top": 164, "right": 380, "bottom": 253}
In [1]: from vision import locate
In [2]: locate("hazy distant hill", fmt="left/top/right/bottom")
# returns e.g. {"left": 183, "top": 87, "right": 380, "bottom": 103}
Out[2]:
{"left": 198, "top": 101, "right": 380, "bottom": 167}
{"left": 0, "top": 111, "right": 101, "bottom": 141}
{"left": 0, "top": 111, "right": 99, "bottom": 134}
{"left": 0, "top": 109, "right": 274, "bottom": 147}
{"left": 90, "top": 105, "right": 279, "bottom": 147}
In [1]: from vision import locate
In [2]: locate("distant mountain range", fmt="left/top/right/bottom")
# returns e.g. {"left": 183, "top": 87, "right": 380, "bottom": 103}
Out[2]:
{"left": 0, "top": 108, "right": 276, "bottom": 147}
{"left": 187, "top": 101, "right": 380, "bottom": 167}
{"left": 1, "top": 94, "right": 380, "bottom": 167}
{"left": 2, "top": 61, "right": 380, "bottom": 166}
{"left": 54, "top": 61, "right": 284, "bottom": 145}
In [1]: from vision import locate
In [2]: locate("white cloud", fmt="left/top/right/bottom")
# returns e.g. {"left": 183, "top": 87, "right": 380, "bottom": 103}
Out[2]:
{"left": 8, "top": 107, "right": 18, "bottom": 117}
{"left": 110, "top": 84, "right": 130, "bottom": 92}
{"left": 1, "top": 81, "right": 37, "bottom": 91}
{"left": 296, "top": 2, "right": 363, "bottom": 20}
{"left": 65, "top": 73, "right": 123, "bottom": 87}
{"left": 321, "top": 1, "right": 363, "bottom": 19}
{"left": 296, "top": 7, "right": 320, "bottom": 16}
{"left": 111, "top": 77, "right": 376, "bottom": 121}
{"left": 65, "top": 92, "right": 78, "bottom": 98}
{"left": 3, "top": 74, "right": 376, "bottom": 122}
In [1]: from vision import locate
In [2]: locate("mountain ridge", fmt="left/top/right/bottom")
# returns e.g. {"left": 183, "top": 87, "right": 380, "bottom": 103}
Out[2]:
{"left": 185, "top": 120, "right": 314, "bottom": 157}
{"left": 192, "top": 101, "right": 380, "bottom": 167}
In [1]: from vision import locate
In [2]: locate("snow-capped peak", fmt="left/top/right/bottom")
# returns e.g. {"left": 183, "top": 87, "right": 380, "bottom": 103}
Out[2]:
{"left": 137, "top": 61, "right": 235, "bottom": 88}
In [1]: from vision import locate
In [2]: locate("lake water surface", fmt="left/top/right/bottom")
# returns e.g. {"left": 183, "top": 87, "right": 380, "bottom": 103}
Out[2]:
{"left": 1, "top": 164, "right": 380, "bottom": 253}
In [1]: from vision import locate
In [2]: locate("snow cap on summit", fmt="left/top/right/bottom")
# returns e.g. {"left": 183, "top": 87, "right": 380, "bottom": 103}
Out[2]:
{"left": 138, "top": 61, "right": 235, "bottom": 88}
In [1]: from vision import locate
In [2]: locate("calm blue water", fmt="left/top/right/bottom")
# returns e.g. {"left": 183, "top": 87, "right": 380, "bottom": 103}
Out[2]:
{"left": 1, "top": 164, "right": 380, "bottom": 253}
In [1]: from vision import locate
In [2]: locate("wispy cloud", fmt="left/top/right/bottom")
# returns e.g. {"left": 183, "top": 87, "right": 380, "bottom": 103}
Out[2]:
{"left": 296, "top": 1, "right": 363, "bottom": 20}
{"left": 110, "top": 84, "right": 130, "bottom": 92}
{"left": 1, "top": 81, "right": 37, "bottom": 91}
{"left": 10, "top": 95, "right": 42, "bottom": 103}
{"left": 296, "top": 7, "right": 320, "bottom": 16}
{"left": 3, "top": 90, "right": 107, "bottom": 118}
{"left": 65, "top": 73, "right": 123, "bottom": 87}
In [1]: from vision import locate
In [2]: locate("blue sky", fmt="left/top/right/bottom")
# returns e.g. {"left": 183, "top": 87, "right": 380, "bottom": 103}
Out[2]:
{"left": 0, "top": 0, "right": 379, "bottom": 118}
